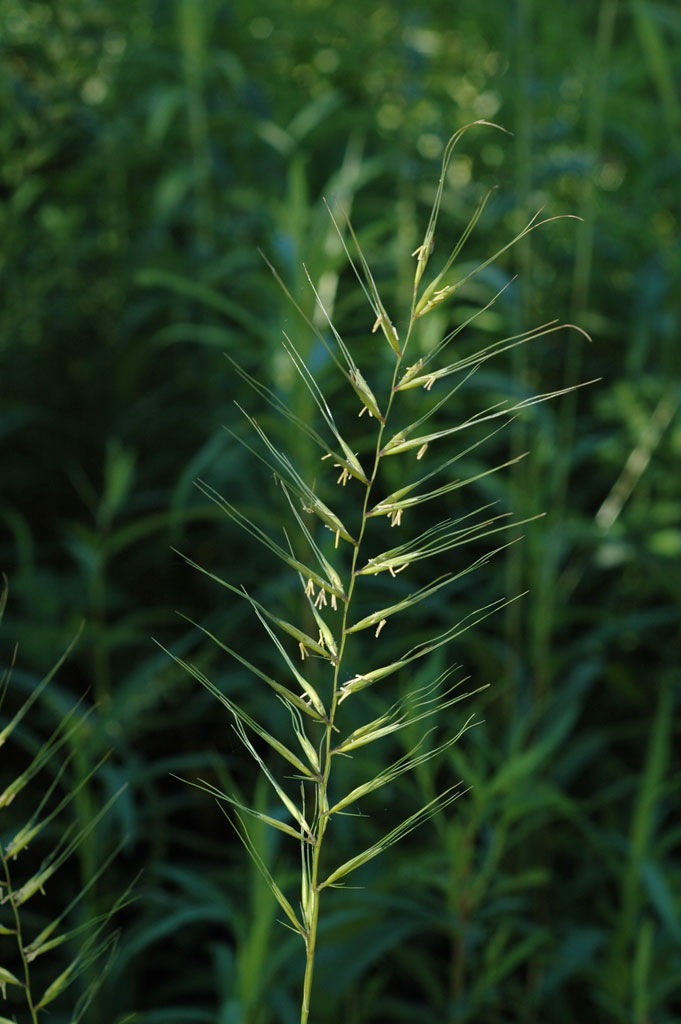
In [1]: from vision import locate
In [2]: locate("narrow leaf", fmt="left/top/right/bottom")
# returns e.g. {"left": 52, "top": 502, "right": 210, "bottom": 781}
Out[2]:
{"left": 345, "top": 573, "right": 457, "bottom": 635}
{"left": 159, "top": 645, "right": 315, "bottom": 778}
{"left": 0, "top": 625, "right": 83, "bottom": 749}
{"left": 169, "top": 618, "right": 327, "bottom": 722}
{"left": 324, "top": 200, "right": 402, "bottom": 355}
{"left": 173, "top": 551, "right": 334, "bottom": 663}
{"left": 194, "top": 479, "right": 344, "bottom": 601}
{"left": 319, "top": 785, "right": 466, "bottom": 889}
{"left": 328, "top": 715, "right": 477, "bottom": 815}
{"left": 181, "top": 775, "right": 309, "bottom": 843}
{"left": 411, "top": 120, "right": 507, "bottom": 293}
{"left": 381, "top": 380, "right": 598, "bottom": 457}
{"left": 340, "top": 593, "right": 523, "bottom": 701}
{"left": 223, "top": 808, "right": 305, "bottom": 937}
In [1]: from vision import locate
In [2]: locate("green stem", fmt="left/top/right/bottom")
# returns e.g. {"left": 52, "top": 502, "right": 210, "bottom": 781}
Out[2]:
{"left": 1, "top": 846, "right": 40, "bottom": 1024}
{"left": 299, "top": 324, "right": 412, "bottom": 1022}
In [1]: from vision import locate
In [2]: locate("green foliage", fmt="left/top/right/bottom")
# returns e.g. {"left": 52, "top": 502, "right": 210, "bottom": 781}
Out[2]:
{"left": 170, "top": 125, "right": 595, "bottom": 1022}
{"left": 0, "top": 579, "right": 131, "bottom": 1023}
{"left": 1, "top": 0, "right": 679, "bottom": 1019}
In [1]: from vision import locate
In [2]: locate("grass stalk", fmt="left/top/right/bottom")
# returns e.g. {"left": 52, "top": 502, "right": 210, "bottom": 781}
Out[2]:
{"left": 175, "top": 125, "right": 585, "bottom": 1019}
{"left": 300, "top": 334, "right": 402, "bottom": 1024}
{"left": 1, "top": 848, "right": 40, "bottom": 1024}
{"left": 0, "top": 579, "right": 128, "bottom": 1021}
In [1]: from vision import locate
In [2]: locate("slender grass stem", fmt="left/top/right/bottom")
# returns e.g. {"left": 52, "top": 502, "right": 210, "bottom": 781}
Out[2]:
{"left": 300, "top": 328, "right": 411, "bottom": 1022}
{"left": 1, "top": 846, "right": 40, "bottom": 1024}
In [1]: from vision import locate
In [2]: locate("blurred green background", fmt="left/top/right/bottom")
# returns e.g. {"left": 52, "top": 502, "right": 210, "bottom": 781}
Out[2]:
{"left": 1, "top": 0, "right": 680, "bottom": 1021}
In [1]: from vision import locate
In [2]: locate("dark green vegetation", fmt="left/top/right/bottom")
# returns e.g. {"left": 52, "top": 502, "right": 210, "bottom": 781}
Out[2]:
{"left": 1, "top": 1, "right": 680, "bottom": 1021}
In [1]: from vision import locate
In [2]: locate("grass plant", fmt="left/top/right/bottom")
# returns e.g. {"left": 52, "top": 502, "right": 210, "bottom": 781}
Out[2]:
{"left": 167, "top": 122, "right": 591, "bottom": 1021}
{"left": 0, "top": 578, "right": 131, "bottom": 1023}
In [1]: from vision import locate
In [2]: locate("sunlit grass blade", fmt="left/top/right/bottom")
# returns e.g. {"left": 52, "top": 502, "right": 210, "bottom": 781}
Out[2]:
{"left": 413, "top": 184, "right": 497, "bottom": 315}
{"left": 172, "top": 550, "right": 334, "bottom": 662}
{"left": 225, "top": 352, "right": 330, "bottom": 451}
{"left": 159, "top": 645, "right": 316, "bottom": 778}
{"left": 279, "top": 697, "right": 321, "bottom": 776}
{"left": 236, "top": 406, "right": 357, "bottom": 545}
{"left": 259, "top": 249, "right": 348, "bottom": 378}
{"left": 248, "top": 603, "right": 332, "bottom": 712}
{"left": 301, "top": 266, "right": 384, "bottom": 421}
{"left": 231, "top": 718, "right": 312, "bottom": 837}
{"left": 193, "top": 478, "right": 345, "bottom": 601}
{"left": 222, "top": 808, "right": 306, "bottom": 938}
{"left": 227, "top": 348, "right": 368, "bottom": 481}
{"left": 319, "top": 785, "right": 467, "bottom": 889}
{"left": 0, "top": 700, "right": 90, "bottom": 810}
{"left": 390, "top": 365, "right": 479, "bottom": 446}
{"left": 358, "top": 509, "right": 542, "bottom": 576}
{"left": 0, "top": 969, "right": 23, "bottom": 996}
{"left": 334, "top": 669, "right": 458, "bottom": 753}
{"left": 340, "top": 593, "right": 524, "bottom": 701}
{"left": 5, "top": 751, "right": 111, "bottom": 859}
{"left": 282, "top": 335, "right": 368, "bottom": 483}
{"left": 335, "top": 671, "right": 486, "bottom": 753}
{"left": 414, "top": 210, "right": 583, "bottom": 319}
{"left": 324, "top": 199, "right": 402, "bottom": 355}
{"left": 397, "top": 278, "right": 516, "bottom": 390}
{"left": 280, "top": 484, "right": 345, "bottom": 601}
{"left": 24, "top": 856, "right": 136, "bottom": 962}
{"left": 399, "top": 320, "right": 590, "bottom": 391}
{"left": 370, "top": 452, "right": 528, "bottom": 522}
{"left": 35, "top": 932, "right": 119, "bottom": 1011}
{"left": 368, "top": 420, "right": 521, "bottom": 518}
{"left": 358, "top": 506, "right": 502, "bottom": 574}
{"left": 381, "top": 379, "right": 598, "bottom": 457}
{"left": 411, "top": 120, "right": 508, "bottom": 293}
{"left": 260, "top": 251, "right": 383, "bottom": 422}
{"left": 345, "top": 573, "right": 456, "bottom": 636}
{"left": 284, "top": 531, "right": 339, "bottom": 659}
{"left": 328, "top": 713, "right": 478, "bottom": 816}
{"left": 181, "top": 775, "right": 310, "bottom": 843}
{"left": 171, "top": 617, "right": 327, "bottom": 722}
{"left": 347, "top": 541, "right": 518, "bottom": 636}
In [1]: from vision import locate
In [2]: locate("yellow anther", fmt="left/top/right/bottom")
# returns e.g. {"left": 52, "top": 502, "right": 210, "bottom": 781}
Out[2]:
{"left": 416, "top": 443, "right": 428, "bottom": 460}
{"left": 375, "top": 619, "right": 387, "bottom": 638}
